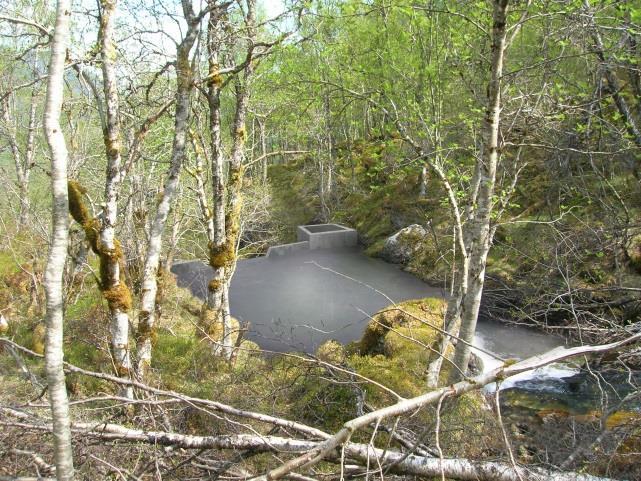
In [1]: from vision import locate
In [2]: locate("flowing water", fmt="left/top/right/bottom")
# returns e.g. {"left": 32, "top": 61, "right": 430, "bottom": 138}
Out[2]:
{"left": 472, "top": 322, "right": 578, "bottom": 391}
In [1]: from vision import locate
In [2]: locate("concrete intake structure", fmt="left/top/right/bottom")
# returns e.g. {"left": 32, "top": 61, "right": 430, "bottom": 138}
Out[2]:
{"left": 266, "top": 224, "right": 358, "bottom": 257}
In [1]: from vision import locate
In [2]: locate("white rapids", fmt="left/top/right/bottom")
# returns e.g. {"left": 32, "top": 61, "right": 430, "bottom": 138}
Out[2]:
{"left": 472, "top": 321, "right": 580, "bottom": 391}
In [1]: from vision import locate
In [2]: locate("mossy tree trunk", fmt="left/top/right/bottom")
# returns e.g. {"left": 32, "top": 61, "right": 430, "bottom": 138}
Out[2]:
{"left": 202, "top": 0, "right": 256, "bottom": 359}
{"left": 64, "top": 0, "right": 136, "bottom": 398}
{"left": 204, "top": 8, "right": 227, "bottom": 356}
{"left": 136, "top": 3, "right": 200, "bottom": 376}
{"left": 448, "top": 0, "right": 510, "bottom": 384}
{"left": 42, "top": 0, "right": 75, "bottom": 476}
{"left": 97, "top": 0, "right": 134, "bottom": 396}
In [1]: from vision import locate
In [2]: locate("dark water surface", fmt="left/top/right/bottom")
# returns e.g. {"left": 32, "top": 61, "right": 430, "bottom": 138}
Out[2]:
{"left": 171, "top": 247, "right": 569, "bottom": 358}
{"left": 172, "top": 247, "right": 443, "bottom": 352}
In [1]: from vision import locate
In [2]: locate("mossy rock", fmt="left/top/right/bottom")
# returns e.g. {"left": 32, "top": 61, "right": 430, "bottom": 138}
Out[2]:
{"left": 234, "top": 340, "right": 263, "bottom": 370}
{"left": 349, "top": 353, "right": 425, "bottom": 399}
{"left": 352, "top": 298, "right": 450, "bottom": 402}
{"left": 360, "top": 297, "right": 445, "bottom": 355}
{"left": 381, "top": 224, "right": 428, "bottom": 264}
{"left": 383, "top": 326, "right": 438, "bottom": 360}
{"left": 316, "top": 339, "right": 346, "bottom": 364}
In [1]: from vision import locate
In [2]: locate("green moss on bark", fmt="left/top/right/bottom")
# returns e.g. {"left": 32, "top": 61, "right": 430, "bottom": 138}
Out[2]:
{"left": 103, "top": 282, "right": 133, "bottom": 311}
{"left": 67, "top": 180, "right": 133, "bottom": 313}
{"left": 136, "top": 310, "right": 158, "bottom": 347}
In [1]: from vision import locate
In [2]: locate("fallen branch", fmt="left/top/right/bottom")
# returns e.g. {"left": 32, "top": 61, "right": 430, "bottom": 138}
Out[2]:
{"left": 1, "top": 414, "right": 615, "bottom": 481}
{"left": 244, "top": 150, "right": 310, "bottom": 167}
{"left": 252, "top": 332, "right": 641, "bottom": 481}
{"left": 0, "top": 339, "right": 329, "bottom": 441}
{"left": 4, "top": 333, "right": 638, "bottom": 481}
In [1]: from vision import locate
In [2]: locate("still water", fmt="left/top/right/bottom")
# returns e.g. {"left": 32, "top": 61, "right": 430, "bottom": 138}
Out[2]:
{"left": 172, "top": 247, "right": 567, "bottom": 359}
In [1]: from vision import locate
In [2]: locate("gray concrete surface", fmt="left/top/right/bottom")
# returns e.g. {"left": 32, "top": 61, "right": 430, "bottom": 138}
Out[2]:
{"left": 171, "top": 246, "right": 567, "bottom": 359}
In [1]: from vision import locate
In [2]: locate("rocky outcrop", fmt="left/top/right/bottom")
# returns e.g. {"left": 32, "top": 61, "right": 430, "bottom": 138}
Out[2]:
{"left": 316, "top": 340, "right": 346, "bottom": 364}
{"left": 380, "top": 224, "right": 428, "bottom": 264}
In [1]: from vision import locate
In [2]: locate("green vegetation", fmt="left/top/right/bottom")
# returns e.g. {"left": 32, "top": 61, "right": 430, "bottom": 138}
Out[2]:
{"left": 2, "top": 0, "right": 641, "bottom": 478}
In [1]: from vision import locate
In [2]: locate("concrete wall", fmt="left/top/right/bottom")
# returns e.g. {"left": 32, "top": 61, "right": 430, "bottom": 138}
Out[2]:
{"left": 297, "top": 224, "right": 358, "bottom": 250}
{"left": 266, "top": 241, "right": 310, "bottom": 257}
{"left": 174, "top": 224, "right": 358, "bottom": 263}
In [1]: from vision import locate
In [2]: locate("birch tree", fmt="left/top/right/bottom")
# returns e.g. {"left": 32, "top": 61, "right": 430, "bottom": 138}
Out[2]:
{"left": 582, "top": 0, "right": 641, "bottom": 175}
{"left": 1, "top": 88, "right": 38, "bottom": 227}
{"left": 96, "top": 0, "right": 132, "bottom": 390}
{"left": 136, "top": 0, "right": 201, "bottom": 374}
{"left": 42, "top": 0, "right": 74, "bottom": 476}
{"left": 66, "top": 0, "right": 134, "bottom": 394}
{"left": 200, "top": 0, "right": 259, "bottom": 358}
{"left": 448, "top": 0, "right": 510, "bottom": 382}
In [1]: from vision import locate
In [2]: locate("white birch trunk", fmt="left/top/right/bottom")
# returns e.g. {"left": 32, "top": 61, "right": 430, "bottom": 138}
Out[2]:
{"left": 136, "top": 12, "right": 199, "bottom": 374}
{"left": 42, "top": 0, "right": 75, "bottom": 477}
{"left": 204, "top": 3, "right": 256, "bottom": 359}
{"left": 419, "top": 164, "right": 427, "bottom": 198}
{"left": 259, "top": 118, "right": 268, "bottom": 184}
{"left": 20, "top": 94, "right": 37, "bottom": 225}
{"left": 2, "top": 90, "right": 37, "bottom": 227}
{"left": 449, "top": 0, "right": 510, "bottom": 383}
{"left": 426, "top": 159, "right": 481, "bottom": 387}
{"left": 205, "top": 14, "right": 226, "bottom": 345}
{"left": 98, "top": 0, "right": 133, "bottom": 396}
{"left": 189, "top": 132, "right": 216, "bottom": 242}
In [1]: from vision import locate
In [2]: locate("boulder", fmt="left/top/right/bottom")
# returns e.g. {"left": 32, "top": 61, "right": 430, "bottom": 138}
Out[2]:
{"left": 316, "top": 339, "right": 346, "bottom": 364}
{"left": 380, "top": 224, "right": 428, "bottom": 264}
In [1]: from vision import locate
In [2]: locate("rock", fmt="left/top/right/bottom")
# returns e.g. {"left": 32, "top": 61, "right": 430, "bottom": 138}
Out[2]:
{"left": 316, "top": 340, "right": 346, "bottom": 364}
{"left": 360, "top": 297, "right": 446, "bottom": 355}
{"left": 380, "top": 224, "right": 428, "bottom": 264}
